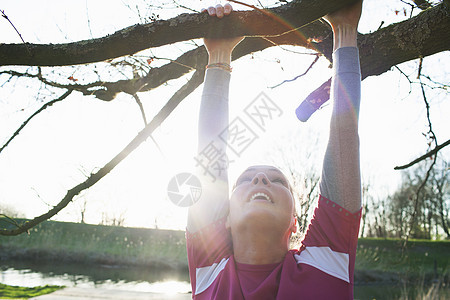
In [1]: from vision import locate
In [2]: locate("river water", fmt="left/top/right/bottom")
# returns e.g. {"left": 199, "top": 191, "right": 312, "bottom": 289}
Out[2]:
{"left": 0, "top": 260, "right": 191, "bottom": 294}
{"left": 1, "top": 259, "right": 448, "bottom": 299}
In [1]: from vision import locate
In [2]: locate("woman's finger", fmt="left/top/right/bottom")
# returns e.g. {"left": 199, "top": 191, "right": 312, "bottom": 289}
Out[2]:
{"left": 215, "top": 4, "right": 225, "bottom": 18}
{"left": 202, "top": 4, "right": 233, "bottom": 18}
{"left": 224, "top": 3, "right": 233, "bottom": 15}
{"left": 207, "top": 6, "right": 216, "bottom": 16}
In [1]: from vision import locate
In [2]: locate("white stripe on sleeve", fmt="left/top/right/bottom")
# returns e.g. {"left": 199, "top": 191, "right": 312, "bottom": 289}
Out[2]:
{"left": 294, "top": 246, "right": 350, "bottom": 283}
{"left": 195, "top": 257, "right": 229, "bottom": 295}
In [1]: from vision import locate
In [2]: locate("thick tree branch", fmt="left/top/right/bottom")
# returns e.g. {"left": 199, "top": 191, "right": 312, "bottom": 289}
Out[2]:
{"left": 2, "top": 4, "right": 448, "bottom": 105}
{"left": 0, "top": 22, "right": 329, "bottom": 102}
{"left": 0, "top": 0, "right": 360, "bottom": 66}
{"left": 49, "top": 4, "right": 450, "bottom": 97}
{"left": 358, "top": 3, "right": 450, "bottom": 78}
{"left": 102, "top": 2, "right": 450, "bottom": 101}
{"left": 0, "top": 69, "right": 204, "bottom": 236}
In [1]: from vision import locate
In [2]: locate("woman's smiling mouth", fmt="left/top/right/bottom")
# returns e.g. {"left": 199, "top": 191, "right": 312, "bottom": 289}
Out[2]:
{"left": 249, "top": 192, "right": 273, "bottom": 203}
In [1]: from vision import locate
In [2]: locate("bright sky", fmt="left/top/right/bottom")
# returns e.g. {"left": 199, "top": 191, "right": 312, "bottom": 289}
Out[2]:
{"left": 0, "top": 0, "right": 448, "bottom": 230}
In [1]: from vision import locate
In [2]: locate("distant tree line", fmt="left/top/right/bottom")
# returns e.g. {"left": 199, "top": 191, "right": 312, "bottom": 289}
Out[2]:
{"left": 361, "top": 158, "right": 449, "bottom": 240}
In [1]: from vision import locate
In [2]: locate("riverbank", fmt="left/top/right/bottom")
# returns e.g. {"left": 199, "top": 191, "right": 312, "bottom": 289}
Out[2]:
{"left": 1, "top": 219, "right": 449, "bottom": 285}
{"left": 0, "top": 219, "right": 187, "bottom": 271}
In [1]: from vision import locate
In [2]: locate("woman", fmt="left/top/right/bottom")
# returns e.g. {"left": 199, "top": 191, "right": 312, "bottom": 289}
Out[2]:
{"left": 187, "top": 2, "right": 363, "bottom": 299}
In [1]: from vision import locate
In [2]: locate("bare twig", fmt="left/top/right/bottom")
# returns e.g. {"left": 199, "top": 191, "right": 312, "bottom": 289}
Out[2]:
{"left": 31, "top": 187, "right": 53, "bottom": 208}
{"left": 0, "top": 69, "right": 81, "bottom": 90}
{"left": 421, "top": 74, "right": 449, "bottom": 90}
{"left": 412, "top": 0, "right": 433, "bottom": 9}
{"left": 256, "top": 0, "right": 265, "bottom": 9}
{"left": 1, "top": 9, "right": 30, "bottom": 54}
{"left": 228, "top": 0, "right": 264, "bottom": 12}
{"left": 405, "top": 154, "right": 437, "bottom": 244}
{"left": 404, "top": 64, "right": 439, "bottom": 243}
{"left": 395, "top": 139, "right": 450, "bottom": 170}
{"left": 85, "top": 0, "right": 93, "bottom": 38}
{"left": 0, "top": 214, "right": 23, "bottom": 231}
{"left": 132, "top": 93, "right": 148, "bottom": 125}
{"left": 270, "top": 53, "right": 320, "bottom": 88}
{"left": 400, "top": 0, "right": 416, "bottom": 18}
{"left": 394, "top": 66, "right": 414, "bottom": 97}
{"left": 172, "top": 0, "right": 200, "bottom": 13}
{"left": 132, "top": 92, "right": 165, "bottom": 161}
{"left": 0, "top": 89, "right": 73, "bottom": 154}
{"left": 417, "top": 56, "right": 423, "bottom": 79}
{"left": 419, "top": 67, "right": 438, "bottom": 148}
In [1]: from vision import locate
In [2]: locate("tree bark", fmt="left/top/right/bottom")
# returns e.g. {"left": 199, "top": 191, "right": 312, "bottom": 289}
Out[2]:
{"left": 1, "top": 3, "right": 448, "bottom": 104}
{"left": 0, "top": 0, "right": 359, "bottom": 67}
{"left": 1, "top": 1, "right": 448, "bottom": 70}
{"left": 85, "top": 3, "right": 450, "bottom": 105}
{"left": 359, "top": 2, "right": 450, "bottom": 78}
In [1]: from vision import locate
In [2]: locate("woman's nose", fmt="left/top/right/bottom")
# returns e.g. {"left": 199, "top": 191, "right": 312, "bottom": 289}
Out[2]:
{"left": 252, "top": 173, "right": 270, "bottom": 186}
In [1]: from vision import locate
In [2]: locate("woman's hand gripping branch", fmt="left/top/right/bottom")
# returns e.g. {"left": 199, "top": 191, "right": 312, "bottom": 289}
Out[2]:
{"left": 323, "top": 0, "right": 363, "bottom": 51}
{"left": 202, "top": 4, "right": 244, "bottom": 65}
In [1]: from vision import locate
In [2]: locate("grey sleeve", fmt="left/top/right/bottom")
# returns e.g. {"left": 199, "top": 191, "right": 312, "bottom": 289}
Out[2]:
{"left": 319, "top": 47, "right": 362, "bottom": 213}
{"left": 197, "top": 69, "right": 231, "bottom": 157}
{"left": 187, "top": 68, "right": 231, "bottom": 233}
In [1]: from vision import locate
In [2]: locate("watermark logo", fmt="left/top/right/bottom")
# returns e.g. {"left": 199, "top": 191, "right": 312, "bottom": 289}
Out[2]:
{"left": 193, "top": 92, "right": 283, "bottom": 183}
{"left": 220, "top": 116, "right": 258, "bottom": 157}
{"left": 167, "top": 92, "right": 282, "bottom": 205}
{"left": 194, "top": 141, "right": 232, "bottom": 182}
{"left": 167, "top": 173, "right": 202, "bottom": 207}
{"left": 244, "top": 92, "right": 283, "bottom": 131}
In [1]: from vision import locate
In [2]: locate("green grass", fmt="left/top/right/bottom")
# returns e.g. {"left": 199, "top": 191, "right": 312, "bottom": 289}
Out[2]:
{"left": 356, "top": 238, "right": 449, "bottom": 281}
{"left": 0, "top": 283, "right": 63, "bottom": 299}
{"left": 0, "top": 218, "right": 187, "bottom": 269}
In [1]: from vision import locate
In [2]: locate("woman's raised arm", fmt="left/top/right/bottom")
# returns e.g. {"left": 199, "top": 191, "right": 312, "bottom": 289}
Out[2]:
{"left": 187, "top": 4, "right": 243, "bottom": 233}
{"left": 319, "top": 1, "right": 363, "bottom": 213}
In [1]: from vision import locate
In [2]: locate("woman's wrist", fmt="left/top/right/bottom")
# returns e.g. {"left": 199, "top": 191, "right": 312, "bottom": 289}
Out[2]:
{"left": 208, "top": 49, "right": 232, "bottom": 65}
{"left": 332, "top": 24, "right": 358, "bottom": 51}
{"left": 206, "top": 62, "right": 232, "bottom": 72}
{"left": 207, "top": 50, "right": 233, "bottom": 72}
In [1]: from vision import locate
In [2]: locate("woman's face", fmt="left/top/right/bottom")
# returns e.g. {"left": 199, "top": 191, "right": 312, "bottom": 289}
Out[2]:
{"left": 227, "top": 165, "right": 296, "bottom": 236}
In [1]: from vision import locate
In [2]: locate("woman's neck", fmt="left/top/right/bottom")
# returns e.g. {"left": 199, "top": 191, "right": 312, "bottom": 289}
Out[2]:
{"left": 231, "top": 227, "right": 290, "bottom": 265}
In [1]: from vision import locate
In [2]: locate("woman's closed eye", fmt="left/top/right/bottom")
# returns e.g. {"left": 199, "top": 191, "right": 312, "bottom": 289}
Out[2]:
{"left": 272, "top": 177, "right": 288, "bottom": 187}
{"left": 236, "top": 177, "right": 251, "bottom": 185}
